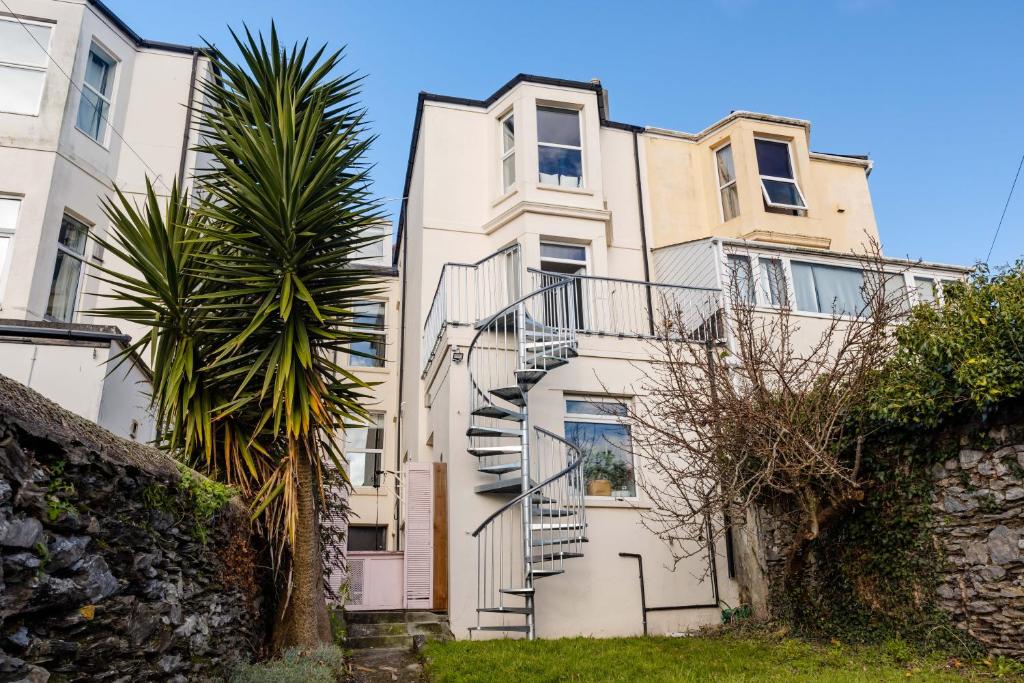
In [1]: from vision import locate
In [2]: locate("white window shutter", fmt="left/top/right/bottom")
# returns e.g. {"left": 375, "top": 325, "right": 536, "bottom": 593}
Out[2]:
{"left": 404, "top": 462, "right": 433, "bottom": 608}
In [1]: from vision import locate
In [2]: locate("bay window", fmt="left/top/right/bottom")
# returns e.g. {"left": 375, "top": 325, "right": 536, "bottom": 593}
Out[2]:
{"left": 76, "top": 45, "right": 115, "bottom": 143}
{"left": 564, "top": 398, "right": 635, "bottom": 498}
{"left": 0, "top": 18, "right": 51, "bottom": 116}
{"left": 755, "top": 138, "right": 806, "bottom": 211}
{"left": 46, "top": 214, "right": 89, "bottom": 322}
{"left": 500, "top": 112, "right": 515, "bottom": 191}
{"left": 537, "top": 106, "right": 583, "bottom": 188}
{"left": 716, "top": 144, "right": 739, "bottom": 221}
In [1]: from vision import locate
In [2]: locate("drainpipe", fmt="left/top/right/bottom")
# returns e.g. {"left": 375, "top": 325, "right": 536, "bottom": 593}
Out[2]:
{"left": 177, "top": 49, "right": 200, "bottom": 185}
{"left": 632, "top": 131, "right": 655, "bottom": 336}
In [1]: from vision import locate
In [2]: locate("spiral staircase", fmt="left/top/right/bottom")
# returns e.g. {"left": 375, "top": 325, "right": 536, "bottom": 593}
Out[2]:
{"left": 465, "top": 275, "right": 587, "bottom": 639}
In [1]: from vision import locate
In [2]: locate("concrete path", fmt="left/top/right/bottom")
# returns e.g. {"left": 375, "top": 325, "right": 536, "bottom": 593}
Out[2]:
{"left": 348, "top": 646, "right": 424, "bottom": 682}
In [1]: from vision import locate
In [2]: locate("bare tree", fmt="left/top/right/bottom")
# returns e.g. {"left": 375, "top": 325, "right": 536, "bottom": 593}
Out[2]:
{"left": 624, "top": 239, "right": 910, "bottom": 605}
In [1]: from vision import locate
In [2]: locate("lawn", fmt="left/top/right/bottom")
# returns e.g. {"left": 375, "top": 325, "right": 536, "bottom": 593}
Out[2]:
{"left": 422, "top": 634, "right": 1022, "bottom": 682}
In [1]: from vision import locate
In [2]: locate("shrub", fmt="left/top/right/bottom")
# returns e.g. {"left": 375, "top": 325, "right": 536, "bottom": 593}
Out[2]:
{"left": 230, "top": 645, "right": 346, "bottom": 683}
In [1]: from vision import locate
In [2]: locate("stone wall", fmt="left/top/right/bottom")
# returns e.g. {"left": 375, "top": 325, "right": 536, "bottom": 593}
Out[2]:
{"left": 0, "top": 374, "right": 264, "bottom": 681}
{"left": 932, "top": 427, "right": 1024, "bottom": 658}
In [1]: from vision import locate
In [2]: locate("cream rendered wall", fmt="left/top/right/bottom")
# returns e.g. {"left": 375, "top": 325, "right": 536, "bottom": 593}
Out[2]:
{"left": 0, "top": 340, "right": 107, "bottom": 421}
{"left": 644, "top": 116, "right": 878, "bottom": 255}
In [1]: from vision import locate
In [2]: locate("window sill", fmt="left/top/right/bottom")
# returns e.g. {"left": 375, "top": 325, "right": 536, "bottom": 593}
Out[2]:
{"left": 345, "top": 365, "right": 391, "bottom": 374}
{"left": 352, "top": 486, "right": 388, "bottom": 495}
{"left": 535, "top": 183, "right": 593, "bottom": 197}
{"left": 74, "top": 125, "right": 111, "bottom": 151}
{"left": 492, "top": 187, "right": 518, "bottom": 207}
{"left": 0, "top": 109, "right": 41, "bottom": 117}
{"left": 584, "top": 495, "right": 647, "bottom": 509}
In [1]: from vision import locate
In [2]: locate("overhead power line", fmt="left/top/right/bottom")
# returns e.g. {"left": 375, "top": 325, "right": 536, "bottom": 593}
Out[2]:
{"left": 986, "top": 151, "right": 1024, "bottom": 265}
{"left": 0, "top": 0, "right": 173, "bottom": 193}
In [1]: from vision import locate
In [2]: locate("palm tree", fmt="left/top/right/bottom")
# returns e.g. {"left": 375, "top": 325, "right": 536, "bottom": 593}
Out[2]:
{"left": 92, "top": 26, "right": 383, "bottom": 648}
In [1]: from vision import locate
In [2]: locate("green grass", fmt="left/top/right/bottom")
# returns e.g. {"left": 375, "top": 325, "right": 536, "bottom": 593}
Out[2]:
{"left": 423, "top": 634, "right": 1023, "bottom": 682}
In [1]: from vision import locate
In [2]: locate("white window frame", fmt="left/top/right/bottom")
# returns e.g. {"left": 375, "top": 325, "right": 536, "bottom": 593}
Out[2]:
{"left": 499, "top": 110, "right": 515, "bottom": 193}
{"left": 563, "top": 395, "right": 638, "bottom": 502}
{"left": 75, "top": 42, "right": 117, "bottom": 145}
{"left": 754, "top": 137, "right": 807, "bottom": 212}
{"left": 346, "top": 299, "right": 387, "bottom": 369}
{"left": 536, "top": 105, "right": 584, "bottom": 189}
{"left": 715, "top": 143, "right": 739, "bottom": 222}
{"left": 45, "top": 213, "right": 90, "bottom": 323}
{"left": 345, "top": 411, "right": 385, "bottom": 489}
{"left": 0, "top": 16, "right": 52, "bottom": 117}
{"left": 539, "top": 241, "right": 588, "bottom": 274}
{"left": 0, "top": 195, "right": 21, "bottom": 305}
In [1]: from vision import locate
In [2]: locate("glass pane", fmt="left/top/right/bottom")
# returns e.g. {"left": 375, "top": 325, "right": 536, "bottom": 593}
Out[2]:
{"left": 565, "top": 421, "right": 635, "bottom": 497}
{"left": 721, "top": 184, "right": 740, "bottom": 221}
{"left": 915, "top": 277, "right": 936, "bottom": 304}
{"left": 353, "top": 229, "right": 385, "bottom": 262}
{"left": 347, "top": 526, "right": 385, "bottom": 551}
{"left": 502, "top": 115, "right": 514, "bottom": 153}
{"left": 565, "top": 399, "right": 627, "bottom": 416}
{"left": 349, "top": 337, "right": 385, "bottom": 367}
{"left": 538, "top": 146, "right": 583, "bottom": 188}
{"left": 84, "top": 49, "right": 112, "bottom": 95}
{"left": 0, "top": 20, "right": 51, "bottom": 67}
{"left": 502, "top": 153, "right": 515, "bottom": 190}
{"left": 792, "top": 261, "right": 864, "bottom": 316}
{"left": 0, "top": 236, "right": 10, "bottom": 280}
{"left": 716, "top": 145, "right": 735, "bottom": 185}
{"left": 76, "top": 87, "right": 108, "bottom": 141}
{"left": 346, "top": 413, "right": 385, "bottom": 450}
{"left": 0, "top": 65, "right": 46, "bottom": 115}
{"left": 541, "top": 243, "right": 586, "bottom": 263}
{"left": 881, "top": 273, "right": 910, "bottom": 313}
{"left": 46, "top": 251, "right": 82, "bottom": 321}
{"left": 537, "top": 106, "right": 580, "bottom": 147}
{"left": 755, "top": 139, "right": 793, "bottom": 179}
{"left": 352, "top": 302, "right": 385, "bottom": 330}
{"left": 762, "top": 179, "right": 805, "bottom": 208}
{"left": 759, "top": 258, "right": 788, "bottom": 307}
{"left": 0, "top": 197, "right": 20, "bottom": 231}
{"left": 727, "top": 255, "right": 754, "bottom": 305}
{"left": 347, "top": 452, "right": 382, "bottom": 487}
{"left": 58, "top": 215, "right": 89, "bottom": 254}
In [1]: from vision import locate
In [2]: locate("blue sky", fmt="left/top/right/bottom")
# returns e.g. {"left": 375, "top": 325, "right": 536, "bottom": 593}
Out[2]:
{"left": 108, "top": 0, "right": 1024, "bottom": 268}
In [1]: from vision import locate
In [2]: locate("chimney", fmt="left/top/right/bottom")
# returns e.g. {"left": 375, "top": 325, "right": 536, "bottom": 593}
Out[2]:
{"left": 591, "top": 78, "right": 609, "bottom": 119}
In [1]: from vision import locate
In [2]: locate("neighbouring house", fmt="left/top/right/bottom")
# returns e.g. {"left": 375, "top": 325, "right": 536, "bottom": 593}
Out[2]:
{"left": 0, "top": 3, "right": 972, "bottom": 642}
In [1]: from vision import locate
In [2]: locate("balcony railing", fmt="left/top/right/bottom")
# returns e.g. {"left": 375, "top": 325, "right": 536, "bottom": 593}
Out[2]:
{"left": 421, "top": 244, "right": 522, "bottom": 373}
{"left": 528, "top": 269, "right": 724, "bottom": 342}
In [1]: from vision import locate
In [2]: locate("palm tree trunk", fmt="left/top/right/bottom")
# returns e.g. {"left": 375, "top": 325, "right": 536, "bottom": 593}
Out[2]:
{"left": 273, "top": 443, "right": 333, "bottom": 650}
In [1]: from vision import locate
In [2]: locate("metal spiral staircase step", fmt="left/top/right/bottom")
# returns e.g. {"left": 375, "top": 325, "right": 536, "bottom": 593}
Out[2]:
{"left": 467, "top": 425, "right": 523, "bottom": 438}
{"left": 531, "top": 522, "right": 585, "bottom": 531}
{"left": 532, "top": 551, "right": 585, "bottom": 562}
{"left": 470, "top": 625, "right": 531, "bottom": 633}
{"left": 478, "top": 462, "right": 521, "bottom": 475}
{"left": 471, "top": 405, "right": 525, "bottom": 422}
{"left": 522, "top": 355, "right": 570, "bottom": 371}
{"left": 475, "top": 478, "right": 534, "bottom": 495}
{"left": 500, "top": 587, "right": 535, "bottom": 595}
{"left": 531, "top": 506, "right": 577, "bottom": 517}
{"left": 515, "top": 369, "right": 547, "bottom": 389}
{"left": 478, "top": 606, "right": 532, "bottom": 615}
{"left": 530, "top": 569, "right": 565, "bottom": 578}
{"left": 532, "top": 536, "right": 588, "bottom": 546}
{"left": 467, "top": 445, "right": 523, "bottom": 457}
{"left": 488, "top": 386, "right": 525, "bottom": 406}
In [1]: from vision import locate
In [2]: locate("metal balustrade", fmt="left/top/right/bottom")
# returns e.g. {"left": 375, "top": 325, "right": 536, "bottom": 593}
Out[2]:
{"left": 420, "top": 244, "right": 521, "bottom": 374}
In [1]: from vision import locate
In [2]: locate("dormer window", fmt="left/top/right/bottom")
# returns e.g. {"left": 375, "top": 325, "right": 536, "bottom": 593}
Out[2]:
{"left": 537, "top": 106, "right": 583, "bottom": 188}
{"left": 500, "top": 112, "right": 515, "bottom": 191}
{"left": 755, "top": 138, "right": 806, "bottom": 212}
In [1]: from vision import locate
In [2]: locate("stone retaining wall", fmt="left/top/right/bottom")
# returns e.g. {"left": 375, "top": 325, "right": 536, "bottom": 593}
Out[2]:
{"left": 0, "top": 374, "right": 263, "bottom": 681}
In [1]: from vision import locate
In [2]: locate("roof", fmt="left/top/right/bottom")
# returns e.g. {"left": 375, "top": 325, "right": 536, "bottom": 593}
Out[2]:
{"left": 88, "top": 0, "right": 201, "bottom": 54}
{"left": 392, "top": 74, "right": 872, "bottom": 265}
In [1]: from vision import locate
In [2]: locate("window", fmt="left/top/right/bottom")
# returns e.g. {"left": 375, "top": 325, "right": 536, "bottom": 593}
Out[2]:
{"left": 500, "top": 112, "right": 515, "bottom": 191}
{"left": 791, "top": 261, "right": 864, "bottom": 316}
{"left": 0, "top": 197, "right": 20, "bottom": 302}
{"left": 348, "top": 301, "right": 385, "bottom": 367}
{"left": 540, "top": 242, "right": 587, "bottom": 327}
{"left": 348, "top": 525, "right": 386, "bottom": 552}
{"left": 564, "top": 398, "right": 635, "bottom": 498}
{"left": 0, "top": 18, "right": 51, "bottom": 115}
{"left": 346, "top": 412, "right": 385, "bottom": 487}
{"left": 46, "top": 214, "right": 89, "bottom": 322}
{"left": 758, "top": 257, "right": 788, "bottom": 307}
{"left": 716, "top": 144, "right": 739, "bottom": 221}
{"left": 755, "top": 138, "right": 806, "bottom": 211}
{"left": 537, "top": 106, "right": 583, "bottom": 188}
{"left": 76, "top": 45, "right": 115, "bottom": 142}
{"left": 914, "top": 276, "right": 937, "bottom": 305}
{"left": 352, "top": 225, "right": 387, "bottom": 265}
{"left": 726, "top": 254, "right": 754, "bottom": 306}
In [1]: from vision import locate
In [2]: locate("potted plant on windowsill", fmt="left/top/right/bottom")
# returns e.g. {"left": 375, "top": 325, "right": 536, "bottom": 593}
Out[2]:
{"left": 584, "top": 451, "right": 629, "bottom": 497}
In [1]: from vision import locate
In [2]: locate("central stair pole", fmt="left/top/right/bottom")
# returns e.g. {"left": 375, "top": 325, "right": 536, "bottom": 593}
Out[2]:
{"left": 516, "top": 300, "right": 535, "bottom": 640}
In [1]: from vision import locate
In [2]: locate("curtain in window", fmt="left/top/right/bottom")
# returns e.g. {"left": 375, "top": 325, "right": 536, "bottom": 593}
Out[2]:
{"left": 727, "top": 255, "right": 754, "bottom": 305}
{"left": 792, "top": 261, "right": 864, "bottom": 315}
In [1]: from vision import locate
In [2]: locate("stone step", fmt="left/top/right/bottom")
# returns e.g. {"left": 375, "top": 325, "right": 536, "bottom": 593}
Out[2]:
{"left": 346, "top": 633, "right": 415, "bottom": 650}
{"left": 343, "top": 609, "right": 445, "bottom": 625}
{"left": 348, "top": 622, "right": 409, "bottom": 638}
